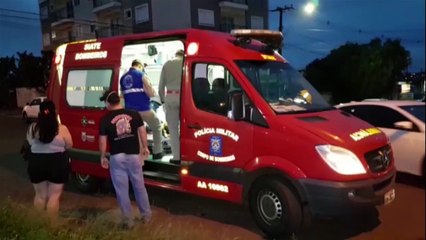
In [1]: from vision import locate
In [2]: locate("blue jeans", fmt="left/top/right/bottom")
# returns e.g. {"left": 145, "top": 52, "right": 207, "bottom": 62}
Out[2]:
{"left": 109, "top": 153, "right": 152, "bottom": 222}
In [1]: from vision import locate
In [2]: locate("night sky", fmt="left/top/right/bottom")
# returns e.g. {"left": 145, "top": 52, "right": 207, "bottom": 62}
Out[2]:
{"left": 0, "top": 0, "right": 424, "bottom": 72}
{"left": 269, "top": 0, "right": 425, "bottom": 72}
{"left": 0, "top": 0, "right": 41, "bottom": 57}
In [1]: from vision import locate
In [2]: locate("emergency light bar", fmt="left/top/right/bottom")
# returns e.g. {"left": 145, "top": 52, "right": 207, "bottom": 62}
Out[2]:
{"left": 230, "top": 29, "right": 283, "bottom": 51}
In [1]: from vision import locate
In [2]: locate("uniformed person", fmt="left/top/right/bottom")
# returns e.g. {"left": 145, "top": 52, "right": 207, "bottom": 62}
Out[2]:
{"left": 158, "top": 50, "right": 184, "bottom": 164}
{"left": 120, "top": 59, "right": 164, "bottom": 159}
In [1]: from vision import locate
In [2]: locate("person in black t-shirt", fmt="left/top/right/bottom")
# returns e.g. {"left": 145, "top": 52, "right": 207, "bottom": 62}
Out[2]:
{"left": 99, "top": 90, "right": 152, "bottom": 229}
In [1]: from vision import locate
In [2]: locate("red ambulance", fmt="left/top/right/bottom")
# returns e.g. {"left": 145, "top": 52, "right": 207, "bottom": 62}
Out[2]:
{"left": 47, "top": 29, "right": 396, "bottom": 238}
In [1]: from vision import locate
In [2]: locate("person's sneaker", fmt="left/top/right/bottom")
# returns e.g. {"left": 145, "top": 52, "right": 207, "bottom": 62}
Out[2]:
{"left": 152, "top": 152, "right": 163, "bottom": 160}
{"left": 118, "top": 220, "right": 135, "bottom": 230}
{"left": 135, "top": 216, "right": 151, "bottom": 224}
{"left": 170, "top": 159, "right": 180, "bottom": 165}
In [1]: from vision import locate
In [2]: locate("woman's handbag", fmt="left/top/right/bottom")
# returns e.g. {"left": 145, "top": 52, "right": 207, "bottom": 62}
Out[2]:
{"left": 20, "top": 139, "right": 31, "bottom": 161}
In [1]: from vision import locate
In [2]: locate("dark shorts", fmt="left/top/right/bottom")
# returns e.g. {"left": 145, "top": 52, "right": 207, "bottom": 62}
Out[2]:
{"left": 27, "top": 152, "right": 70, "bottom": 184}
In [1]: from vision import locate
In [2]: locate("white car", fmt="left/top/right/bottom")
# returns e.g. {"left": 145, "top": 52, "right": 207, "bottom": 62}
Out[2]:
{"left": 22, "top": 96, "right": 47, "bottom": 123}
{"left": 336, "top": 100, "right": 425, "bottom": 177}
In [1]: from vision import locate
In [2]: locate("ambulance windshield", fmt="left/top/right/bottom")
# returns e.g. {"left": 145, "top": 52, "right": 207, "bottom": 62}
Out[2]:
{"left": 236, "top": 60, "right": 331, "bottom": 113}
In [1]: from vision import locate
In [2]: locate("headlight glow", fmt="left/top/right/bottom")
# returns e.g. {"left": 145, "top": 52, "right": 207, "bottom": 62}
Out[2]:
{"left": 315, "top": 145, "right": 366, "bottom": 175}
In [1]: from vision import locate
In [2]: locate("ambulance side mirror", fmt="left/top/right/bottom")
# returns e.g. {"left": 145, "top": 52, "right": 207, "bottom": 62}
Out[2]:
{"left": 148, "top": 45, "right": 158, "bottom": 56}
{"left": 228, "top": 92, "right": 245, "bottom": 121}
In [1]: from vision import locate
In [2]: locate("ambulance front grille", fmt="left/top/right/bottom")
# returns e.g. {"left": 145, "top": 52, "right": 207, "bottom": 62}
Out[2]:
{"left": 364, "top": 145, "right": 393, "bottom": 173}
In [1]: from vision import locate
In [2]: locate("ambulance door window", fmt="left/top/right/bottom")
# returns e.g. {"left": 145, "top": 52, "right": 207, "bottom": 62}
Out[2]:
{"left": 193, "top": 63, "right": 232, "bottom": 116}
{"left": 66, "top": 69, "right": 112, "bottom": 108}
{"left": 192, "top": 63, "right": 257, "bottom": 120}
{"left": 228, "top": 72, "right": 266, "bottom": 127}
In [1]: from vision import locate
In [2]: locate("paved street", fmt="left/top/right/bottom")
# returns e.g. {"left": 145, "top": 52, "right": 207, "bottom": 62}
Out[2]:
{"left": 0, "top": 112, "right": 424, "bottom": 240}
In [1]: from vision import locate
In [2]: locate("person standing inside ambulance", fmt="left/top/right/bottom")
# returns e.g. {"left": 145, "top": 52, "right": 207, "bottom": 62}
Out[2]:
{"left": 158, "top": 50, "right": 184, "bottom": 164}
{"left": 120, "top": 59, "right": 164, "bottom": 159}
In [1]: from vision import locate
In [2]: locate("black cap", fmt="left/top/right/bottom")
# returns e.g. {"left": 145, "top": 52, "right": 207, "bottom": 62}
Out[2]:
{"left": 100, "top": 90, "right": 120, "bottom": 104}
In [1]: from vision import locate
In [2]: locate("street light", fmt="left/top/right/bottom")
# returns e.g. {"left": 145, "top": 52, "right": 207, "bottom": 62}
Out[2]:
{"left": 304, "top": 2, "right": 316, "bottom": 15}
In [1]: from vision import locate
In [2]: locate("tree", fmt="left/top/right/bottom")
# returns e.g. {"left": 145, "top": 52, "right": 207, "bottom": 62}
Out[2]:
{"left": 304, "top": 38, "right": 411, "bottom": 104}
{"left": 14, "top": 51, "right": 45, "bottom": 88}
{"left": 0, "top": 51, "right": 52, "bottom": 108}
{"left": 40, "top": 51, "right": 54, "bottom": 89}
{"left": 0, "top": 56, "right": 17, "bottom": 107}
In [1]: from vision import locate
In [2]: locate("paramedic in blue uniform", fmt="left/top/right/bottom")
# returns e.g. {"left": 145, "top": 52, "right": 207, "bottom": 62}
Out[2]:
{"left": 158, "top": 50, "right": 184, "bottom": 164}
{"left": 120, "top": 59, "right": 163, "bottom": 159}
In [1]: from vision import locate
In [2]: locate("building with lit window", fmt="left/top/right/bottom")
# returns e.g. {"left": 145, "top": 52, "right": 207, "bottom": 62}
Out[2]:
{"left": 38, "top": 0, "right": 268, "bottom": 52}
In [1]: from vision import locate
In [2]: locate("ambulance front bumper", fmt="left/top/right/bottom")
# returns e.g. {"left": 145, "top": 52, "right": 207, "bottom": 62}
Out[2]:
{"left": 299, "top": 169, "right": 396, "bottom": 217}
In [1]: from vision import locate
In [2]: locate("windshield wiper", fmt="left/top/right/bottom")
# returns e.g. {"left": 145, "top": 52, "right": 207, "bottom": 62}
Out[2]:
{"left": 302, "top": 106, "right": 335, "bottom": 113}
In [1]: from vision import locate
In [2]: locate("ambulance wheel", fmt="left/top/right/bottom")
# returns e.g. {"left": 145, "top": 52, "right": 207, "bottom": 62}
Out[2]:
{"left": 71, "top": 173, "right": 101, "bottom": 193}
{"left": 249, "top": 178, "right": 303, "bottom": 238}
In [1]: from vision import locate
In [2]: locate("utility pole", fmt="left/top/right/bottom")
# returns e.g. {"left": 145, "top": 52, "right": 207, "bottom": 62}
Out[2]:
{"left": 270, "top": 4, "right": 294, "bottom": 54}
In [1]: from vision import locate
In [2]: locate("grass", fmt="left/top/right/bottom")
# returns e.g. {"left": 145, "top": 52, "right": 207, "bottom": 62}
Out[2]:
{"left": 0, "top": 199, "right": 244, "bottom": 240}
{"left": 0, "top": 199, "right": 129, "bottom": 240}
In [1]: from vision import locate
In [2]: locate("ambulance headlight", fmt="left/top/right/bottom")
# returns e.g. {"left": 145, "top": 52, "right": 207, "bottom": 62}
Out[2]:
{"left": 315, "top": 145, "right": 366, "bottom": 175}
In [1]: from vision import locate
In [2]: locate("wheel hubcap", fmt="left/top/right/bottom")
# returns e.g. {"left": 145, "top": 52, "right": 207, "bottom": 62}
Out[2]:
{"left": 258, "top": 190, "right": 283, "bottom": 222}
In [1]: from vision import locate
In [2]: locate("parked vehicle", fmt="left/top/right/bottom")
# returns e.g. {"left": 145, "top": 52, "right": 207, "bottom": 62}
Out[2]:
{"left": 337, "top": 100, "right": 425, "bottom": 177}
{"left": 22, "top": 96, "right": 47, "bottom": 123}
{"left": 47, "top": 29, "right": 396, "bottom": 238}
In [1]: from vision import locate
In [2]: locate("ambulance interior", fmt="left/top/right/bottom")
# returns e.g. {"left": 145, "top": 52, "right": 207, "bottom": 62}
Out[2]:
{"left": 120, "top": 40, "right": 184, "bottom": 105}
{"left": 120, "top": 40, "right": 184, "bottom": 163}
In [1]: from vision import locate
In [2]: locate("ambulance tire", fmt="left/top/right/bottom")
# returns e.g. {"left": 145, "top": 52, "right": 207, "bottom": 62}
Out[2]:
{"left": 71, "top": 173, "right": 101, "bottom": 193}
{"left": 249, "top": 178, "right": 303, "bottom": 238}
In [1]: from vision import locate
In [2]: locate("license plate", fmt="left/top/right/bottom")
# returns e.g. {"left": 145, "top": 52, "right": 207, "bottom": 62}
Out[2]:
{"left": 384, "top": 188, "right": 395, "bottom": 205}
